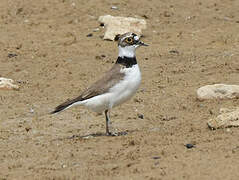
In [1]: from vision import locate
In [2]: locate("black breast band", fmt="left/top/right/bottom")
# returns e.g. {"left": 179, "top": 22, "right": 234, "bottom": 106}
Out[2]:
{"left": 116, "top": 56, "right": 137, "bottom": 68}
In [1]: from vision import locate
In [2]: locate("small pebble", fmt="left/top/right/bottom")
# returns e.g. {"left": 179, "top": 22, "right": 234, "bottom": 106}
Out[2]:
{"left": 62, "top": 164, "right": 67, "bottom": 168}
{"left": 93, "top": 28, "right": 100, "bottom": 32}
{"left": 111, "top": 6, "right": 118, "bottom": 10}
{"left": 86, "top": 33, "right": 93, "bottom": 37}
{"left": 8, "top": 53, "right": 17, "bottom": 58}
{"left": 169, "top": 50, "right": 179, "bottom": 54}
{"left": 25, "top": 127, "right": 31, "bottom": 132}
{"left": 138, "top": 114, "right": 144, "bottom": 119}
{"left": 142, "top": 15, "right": 148, "bottom": 19}
{"left": 185, "top": 144, "right": 194, "bottom": 149}
{"left": 163, "top": 11, "right": 171, "bottom": 17}
{"left": 209, "top": 110, "right": 213, "bottom": 115}
{"left": 152, "top": 156, "right": 160, "bottom": 160}
{"left": 95, "top": 54, "right": 106, "bottom": 60}
{"left": 162, "top": 116, "right": 176, "bottom": 121}
{"left": 16, "top": 44, "right": 22, "bottom": 50}
{"left": 30, "top": 108, "right": 34, "bottom": 113}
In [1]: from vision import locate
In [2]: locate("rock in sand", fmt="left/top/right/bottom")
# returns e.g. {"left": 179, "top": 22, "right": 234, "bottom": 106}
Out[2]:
{"left": 98, "top": 15, "right": 147, "bottom": 40}
{"left": 197, "top": 84, "right": 239, "bottom": 100}
{"left": 0, "top": 77, "right": 19, "bottom": 90}
{"left": 208, "top": 107, "right": 239, "bottom": 129}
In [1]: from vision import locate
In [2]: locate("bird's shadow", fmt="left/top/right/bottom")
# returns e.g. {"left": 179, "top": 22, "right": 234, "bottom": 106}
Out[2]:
{"left": 52, "top": 130, "right": 133, "bottom": 141}
{"left": 68, "top": 131, "right": 129, "bottom": 139}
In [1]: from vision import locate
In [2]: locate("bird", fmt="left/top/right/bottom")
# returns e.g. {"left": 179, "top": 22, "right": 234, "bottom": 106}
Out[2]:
{"left": 50, "top": 32, "right": 148, "bottom": 136}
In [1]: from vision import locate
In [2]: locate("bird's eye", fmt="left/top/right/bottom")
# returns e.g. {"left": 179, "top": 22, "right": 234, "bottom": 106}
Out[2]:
{"left": 125, "top": 37, "right": 133, "bottom": 43}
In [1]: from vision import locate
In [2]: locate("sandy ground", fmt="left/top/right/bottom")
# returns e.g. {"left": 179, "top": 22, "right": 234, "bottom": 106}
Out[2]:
{"left": 1, "top": 0, "right": 239, "bottom": 179}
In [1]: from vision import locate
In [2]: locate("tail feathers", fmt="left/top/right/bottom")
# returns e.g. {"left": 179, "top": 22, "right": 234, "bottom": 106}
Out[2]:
{"left": 50, "top": 99, "right": 76, "bottom": 114}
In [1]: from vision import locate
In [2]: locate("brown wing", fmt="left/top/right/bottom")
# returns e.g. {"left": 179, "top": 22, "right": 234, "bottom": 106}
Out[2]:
{"left": 51, "top": 64, "right": 125, "bottom": 114}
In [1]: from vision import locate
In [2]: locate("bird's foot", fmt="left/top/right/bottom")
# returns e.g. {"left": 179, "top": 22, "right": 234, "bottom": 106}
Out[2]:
{"left": 106, "top": 131, "right": 118, "bottom": 136}
{"left": 106, "top": 131, "right": 128, "bottom": 136}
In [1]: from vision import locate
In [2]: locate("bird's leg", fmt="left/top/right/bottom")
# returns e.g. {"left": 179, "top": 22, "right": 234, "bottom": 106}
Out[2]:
{"left": 105, "top": 109, "right": 111, "bottom": 135}
{"left": 105, "top": 109, "right": 118, "bottom": 136}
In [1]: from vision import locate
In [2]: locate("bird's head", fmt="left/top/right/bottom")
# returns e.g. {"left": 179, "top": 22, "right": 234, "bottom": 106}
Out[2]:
{"left": 114, "top": 32, "right": 148, "bottom": 58}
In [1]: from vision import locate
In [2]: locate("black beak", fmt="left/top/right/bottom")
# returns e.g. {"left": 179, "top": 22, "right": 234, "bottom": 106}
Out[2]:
{"left": 138, "top": 41, "right": 149, "bottom": 46}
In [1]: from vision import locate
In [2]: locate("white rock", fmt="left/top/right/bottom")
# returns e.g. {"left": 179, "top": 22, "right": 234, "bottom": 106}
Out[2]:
{"left": 0, "top": 77, "right": 19, "bottom": 90}
{"left": 98, "top": 15, "right": 147, "bottom": 40}
{"left": 197, "top": 84, "right": 239, "bottom": 100}
{"left": 30, "top": 108, "right": 34, "bottom": 113}
{"left": 93, "top": 28, "right": 100, "bottom": 32}
{"left": 111, "top": 6, "right": 118, "bottom": 10}
{"left": 208, "top": 107, "right": 239, "bottom": 129}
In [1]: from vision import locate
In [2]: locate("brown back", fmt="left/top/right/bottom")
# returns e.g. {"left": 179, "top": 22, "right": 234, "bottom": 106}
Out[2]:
{"left": 51, "top": 64, "right": 125, "bottom": 113}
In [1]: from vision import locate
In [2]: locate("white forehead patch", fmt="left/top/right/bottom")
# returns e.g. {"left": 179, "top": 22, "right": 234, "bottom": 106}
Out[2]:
{"left": 134, "top": 36, "right": 139, "bottom": 41}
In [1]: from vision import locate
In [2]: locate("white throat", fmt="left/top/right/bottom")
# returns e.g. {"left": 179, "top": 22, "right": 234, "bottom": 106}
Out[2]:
{"left": 118, "top": 45, "right": 137, "bottom": 58}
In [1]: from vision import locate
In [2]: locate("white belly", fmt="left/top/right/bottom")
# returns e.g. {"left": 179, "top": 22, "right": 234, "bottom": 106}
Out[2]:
{"left": 74, "top": 65, "right": 141, "bottom": 113}
{"left": 109, "top": 64, "right": 141, "bottom": 108}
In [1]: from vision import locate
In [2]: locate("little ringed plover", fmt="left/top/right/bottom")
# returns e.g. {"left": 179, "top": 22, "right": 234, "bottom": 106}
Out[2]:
{"left": 51, "top": 32, "right": 148, "bottom": 136}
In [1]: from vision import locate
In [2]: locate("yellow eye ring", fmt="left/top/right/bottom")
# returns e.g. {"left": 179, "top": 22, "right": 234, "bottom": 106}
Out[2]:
{"left": 125, "top": 37, "right": 133, "bottom": 43}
